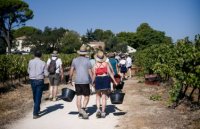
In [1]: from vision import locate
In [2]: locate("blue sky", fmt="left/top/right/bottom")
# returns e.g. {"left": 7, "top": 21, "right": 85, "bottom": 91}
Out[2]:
{"left": 24, "top": 0, "right": 200, "bottom": 42}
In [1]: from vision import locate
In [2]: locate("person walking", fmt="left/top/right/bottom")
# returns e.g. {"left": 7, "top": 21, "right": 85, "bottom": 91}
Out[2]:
{"left": 92, "top": 50, "right": 117, "bottom": 118}
{"left": 126, "top": 53, "right": 132, "bottom": 78}
{"left": 47, "top": 50, "right": 64, "bottom": 101}
{"left": 69, "top": 44, "right": 93, "bottom": 119}
{"left": 108, "top": 52, "right": 120, "bottom": 91}
{"left": 28, "top": 50, "right": 48, "bottom": 119}
{"left": 119, "top": 54, "right": 127, "bottom": 80}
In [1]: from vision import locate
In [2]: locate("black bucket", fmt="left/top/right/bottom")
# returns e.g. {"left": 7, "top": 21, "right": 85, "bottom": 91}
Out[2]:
{"left": 43, "top": 83, "right": 49, "bottom": 91}
{"left": 110, "top": 92, "right": 125, "bottom": 104}
{"left": 61, "top": 88, "right": 76, "bottom": 102}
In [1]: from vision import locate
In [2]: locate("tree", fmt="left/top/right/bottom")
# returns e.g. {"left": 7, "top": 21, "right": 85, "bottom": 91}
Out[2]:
{"left": 86, "top": 28, "right": 95, "bottom": 42}
{"left": 13, "top": 26, "right": 39, "bottom": 38}
{"left": 105, "top": 36, "right": 119, "bottom": 51}
{"left": 0, "top": 38, "right": 6, "bottom": 54}
{"left": 23, "top": 27, "right": 67, "bottom": 53}
{"left": 117, "top": 32, "right": 138, "bottom": 49}
{"left": 136, "top": 23, "right": 172, "bottom": 49}
{"left": 102, "top": 30, "right": 114, "bottom": 41}
{"left": 0, "top": 0, "right": 33, "bottom": 53}
{"left": 93, "top": 29, "right": 104, "bottom": 41}
{"left": 42, "top": 27, "right": 67, "bottom": 53}
{"left": 60, "top": 30, "right": 81, "bottom": 54}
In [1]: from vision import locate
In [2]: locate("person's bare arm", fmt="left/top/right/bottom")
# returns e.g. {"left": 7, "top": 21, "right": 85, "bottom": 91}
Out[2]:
{"left": 88, "top": 68, "right": 93, "bottom": 82}
{"left": 60, "top": 65, "right": 64, "bottom": 81}
{"left": 69, "top": 66, "right": 74, "bottom": 83}
{"left": 108, "top": 61, "right": 114, "bottom": 74}
{"left": 91, "top": 67, "right": 96, "bottom": 85}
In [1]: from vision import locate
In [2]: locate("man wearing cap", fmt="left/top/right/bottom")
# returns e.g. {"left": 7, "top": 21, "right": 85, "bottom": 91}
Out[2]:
{"left": 47, "top": 50, "right": 64, "bottom": 101}
{"left": 69, "top": 44, "right": 93, "bottom": 119}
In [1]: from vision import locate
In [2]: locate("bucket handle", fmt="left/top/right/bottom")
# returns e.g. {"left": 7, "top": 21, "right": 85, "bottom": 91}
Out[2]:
{"left": 67, "top": 80, "right": 75, "bottom": 90}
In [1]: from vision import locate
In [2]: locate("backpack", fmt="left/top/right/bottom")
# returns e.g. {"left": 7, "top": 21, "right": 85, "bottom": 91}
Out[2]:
{"left": 120, "top": 64, "right": 127, "bottom": 73}
{"left": 48, "top": 58, "right": 58, "bottom": 74}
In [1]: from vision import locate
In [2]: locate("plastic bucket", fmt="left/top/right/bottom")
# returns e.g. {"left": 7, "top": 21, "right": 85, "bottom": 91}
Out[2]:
{"left": 43, "top": 83, "right": 49, "bottom": 91}
{"left": 61, "top": 88, "right": 76, "bottom": 102}
{"left": 110, "top": 92, "right": 125, "bottom": 104}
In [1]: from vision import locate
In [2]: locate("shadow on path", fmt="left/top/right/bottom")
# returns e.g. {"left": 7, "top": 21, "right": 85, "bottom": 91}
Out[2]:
{"left": 39, "top": 103, "right": 64, "bottom": 116}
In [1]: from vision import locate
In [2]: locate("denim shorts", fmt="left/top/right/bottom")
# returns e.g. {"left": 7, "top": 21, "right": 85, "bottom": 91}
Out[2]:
{"left": 95, "top": 76, "right": 111, "bottom": 91}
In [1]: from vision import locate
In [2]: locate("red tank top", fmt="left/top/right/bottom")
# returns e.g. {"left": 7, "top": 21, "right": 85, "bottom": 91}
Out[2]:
{"left": 95, "top": 62, "right": 108, "bottom": 76}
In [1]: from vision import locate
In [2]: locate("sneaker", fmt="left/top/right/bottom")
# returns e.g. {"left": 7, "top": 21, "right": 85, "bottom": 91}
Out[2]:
{"left": 49, "top": 96, "right": 53, "bottom": 101}
{"left": 52, "top": 98, "right": 57, "bottom": 101}
{"left": 78, "top": 113, "right": 83, "bottom": 118}
{"left": 96, "top": 110, "right": 101, "bottom": 118}
{"left": 33, "top": 115, "right": 40, "bottom": 119}
{"left": 80, "top": 109, "right": 88, "bottom": 119}
{"left": 101, "top": 112, "right": 106, "bottom": 118}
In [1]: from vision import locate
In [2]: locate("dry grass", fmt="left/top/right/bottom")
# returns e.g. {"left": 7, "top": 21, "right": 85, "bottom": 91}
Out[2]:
{"left": 0, "top": 84, "right": 33, "bottom": 128}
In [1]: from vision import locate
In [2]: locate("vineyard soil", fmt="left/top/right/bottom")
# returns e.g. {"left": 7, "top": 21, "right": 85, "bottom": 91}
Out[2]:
{"left": 0, "top": 77, "right": 200, "bottom": 129}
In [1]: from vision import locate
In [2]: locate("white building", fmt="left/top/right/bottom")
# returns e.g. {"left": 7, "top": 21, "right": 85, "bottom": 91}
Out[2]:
{"left": 11, "top": 36, "right": 31, "bottom": 53}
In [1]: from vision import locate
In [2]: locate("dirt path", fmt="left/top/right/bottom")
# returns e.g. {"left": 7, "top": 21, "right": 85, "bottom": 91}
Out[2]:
{"left": 5, "top": 77, "right": 199, "bottom": 129}
{"left": 5, "top": 84, "right": 123, "bottom": 129}
{"left": 116, "top": 78, "right": 199, "bottom": 129}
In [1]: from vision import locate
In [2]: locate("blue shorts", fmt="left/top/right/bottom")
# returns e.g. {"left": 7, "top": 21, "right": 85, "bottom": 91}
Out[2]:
{"left": 95, "top": 76, "right": 111, "bottom": 91}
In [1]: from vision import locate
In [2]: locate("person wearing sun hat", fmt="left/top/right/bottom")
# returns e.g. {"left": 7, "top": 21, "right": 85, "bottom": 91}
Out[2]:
{"left": 47, "top": 50, "right": 64, "bottom": 101}
{"left": 92, "top": 50, "right": 117, "bottom": 118}
{"left": 69, "top": 44, "right": 93, "bottom": 119}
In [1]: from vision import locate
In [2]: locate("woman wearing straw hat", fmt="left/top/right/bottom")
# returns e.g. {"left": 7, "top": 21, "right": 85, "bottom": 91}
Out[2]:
{"left": 92, "top": 50, "right": 117, "bottom": 118}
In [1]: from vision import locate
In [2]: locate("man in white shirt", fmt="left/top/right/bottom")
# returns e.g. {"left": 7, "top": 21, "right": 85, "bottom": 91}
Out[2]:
{"left": 47, "top": 51, "right": 63, "bottom": 101}
{"left": 119, "top": 54, "right": 127, "bottom": 80}
{"left": 126, "top": 54, "right": 132, "bottom": 78}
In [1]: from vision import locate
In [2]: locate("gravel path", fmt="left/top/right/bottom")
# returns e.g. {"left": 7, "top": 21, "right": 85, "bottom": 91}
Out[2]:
{"left": 6, "top": 84, "right": 125, "bottom": 129}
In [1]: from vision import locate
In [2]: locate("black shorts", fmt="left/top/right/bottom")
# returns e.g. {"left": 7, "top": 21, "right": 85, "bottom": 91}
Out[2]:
{"left": 75, "top": 84, "right": 90, "bottom": 96}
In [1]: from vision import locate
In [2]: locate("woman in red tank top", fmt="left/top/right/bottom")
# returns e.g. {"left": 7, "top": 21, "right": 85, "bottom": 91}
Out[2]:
{"left": 92, "top": 51, "right": 117, "bottom": 118}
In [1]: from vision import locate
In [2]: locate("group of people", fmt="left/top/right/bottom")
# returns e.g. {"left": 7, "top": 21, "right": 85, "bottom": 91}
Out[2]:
{"left": 28, "top": 50, "right": 64, "bottom": 119}
{"left": 27, "top": 44, "right": 133, "bottom": 119}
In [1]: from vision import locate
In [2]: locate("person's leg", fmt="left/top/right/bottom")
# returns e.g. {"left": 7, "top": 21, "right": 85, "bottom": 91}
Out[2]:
{"left": 52, "top": 86, "right": 58, "bottom": 101}
{"left": 82, "top": 84, "right": 90, "bottom": 108}
{"left": 34, "top": 80, "right": 43, "bottom": 116}
{"left": 83, "top": 96, "right": 89, "bottom": 108}
{"left": 96, "top": 91, "right": 101, "bottom": 118}
{"left": 101, "top": 92, "right": 107, "bottom": 113}
{"left": 101, "top": 91, "right": 107, "bottom": 118}
{"left": 129, "top": 68, "right": 132, "bottom": 78}
{"left": 52, "top": 73, "right": 60, "bottom": 101}
{"left": 76, "top": 95, "right": 82, "bottom": 112}
{"left": 48, "top": 75, "right": 54, "bottom": 100}
{"left": 49, "top": 86, "right": 53, "bottom": 99}
{"left": 30, "top": 80, "right": 36, "bottom": 115}
{"left": 96, "top": 91, "right": 101, "bottom": 110}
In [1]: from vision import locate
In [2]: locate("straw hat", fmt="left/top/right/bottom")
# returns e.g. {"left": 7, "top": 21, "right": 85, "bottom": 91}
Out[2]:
{"left": 94, "top": 50, "right": 107, "bottom": 62}
{"left": 51, "top": 50, "right": 58, "bottom": 57}
{"left": 77, "top": 44, "right": 88, "bottom": 55}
